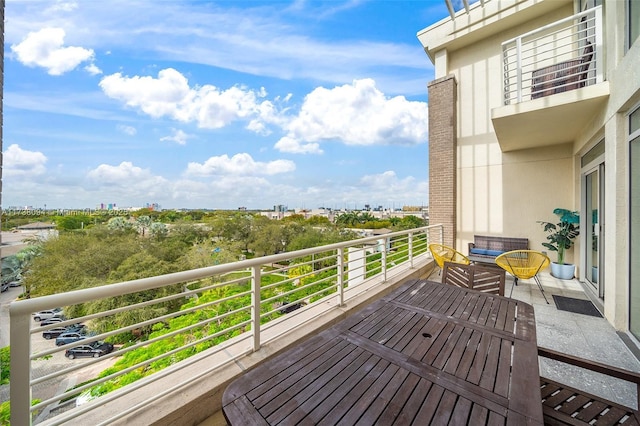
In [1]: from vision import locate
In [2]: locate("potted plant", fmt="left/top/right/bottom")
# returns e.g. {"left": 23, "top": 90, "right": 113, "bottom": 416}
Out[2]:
{"left": 538, "top": 208, "right": 580, "bottom": 279}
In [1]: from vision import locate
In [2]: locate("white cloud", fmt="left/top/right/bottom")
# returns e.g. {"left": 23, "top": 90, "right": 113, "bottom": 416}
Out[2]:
{"left": 185, "top": 153, "right": 295, "bottom": 177}
{"left": 273, "top": 136, "right": 322, "bottom": 154}
{"left": 160, "top": 129, "right": 192, "bottom": 145}
{"left": 275, "top": 79, "right": 428, "bottom": 154}
{"left": 11, "top": 27, "right": 95, "bottom": 76}
{"left": 3, "top": 144, "right": 48, "bottom": 177}
{"left": 117, "top": 124, "right": 137, "bottom": 136}
{"left": 99, "top": 68, "right": 279, "bottom": 131}
{"left": 87, "top": 161, "right": 168, "bottom": 191}
{"left": 45, "top": 1, "right": 79, "bottom": 13}
{"left": 85, "top": 63, "right": 102, "bottom": 75}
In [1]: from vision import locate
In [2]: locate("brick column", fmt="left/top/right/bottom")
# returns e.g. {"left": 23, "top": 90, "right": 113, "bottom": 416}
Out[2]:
{"left": 427, "top": 75, "right": 457, "bottom": 248}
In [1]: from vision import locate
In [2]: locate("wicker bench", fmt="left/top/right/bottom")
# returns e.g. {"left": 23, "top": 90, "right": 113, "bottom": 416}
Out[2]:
{"left": 539, "top": 347, "right": 640, "bottom": 425}
{"left": 468, "top": 235, "right": 529, "bottom": 264}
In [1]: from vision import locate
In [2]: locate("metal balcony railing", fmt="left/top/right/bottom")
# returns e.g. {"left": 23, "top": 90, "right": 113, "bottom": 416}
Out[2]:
{"left": 502, "top": 6, "right": 603, "bottom": 104}
{"left": 9, "top": 224, "right": 443, "bottom": 425}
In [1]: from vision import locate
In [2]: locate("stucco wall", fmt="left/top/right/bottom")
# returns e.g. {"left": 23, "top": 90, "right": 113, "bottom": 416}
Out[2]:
{"left": 442, "top": 4, "right": 577, "bottom": 259}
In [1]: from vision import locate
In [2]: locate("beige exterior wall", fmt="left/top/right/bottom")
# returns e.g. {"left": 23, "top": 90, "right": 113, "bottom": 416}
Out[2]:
{"left": 434, "top": 3, "right": 578, "bottom": 259}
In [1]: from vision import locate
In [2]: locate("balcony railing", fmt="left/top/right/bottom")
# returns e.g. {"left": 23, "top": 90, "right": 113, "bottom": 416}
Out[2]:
{"left": 502, "top": 6, "right": 603, "bottom": 104}
{"left": 9, "top": 224, "right": 442, "bottom": 425}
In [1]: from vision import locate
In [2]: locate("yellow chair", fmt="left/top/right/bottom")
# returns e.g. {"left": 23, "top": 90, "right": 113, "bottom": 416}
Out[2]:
{"left": 495, "top": 250, "right": 550, "bottom": 303}
{"left": 428, "top": 244, "right": 470, "bottom": 275}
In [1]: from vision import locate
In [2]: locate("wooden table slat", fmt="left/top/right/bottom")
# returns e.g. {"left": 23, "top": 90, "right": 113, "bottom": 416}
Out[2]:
{"left": 374, "top": 372, "right": 422, "bottom": 425}
{"left": 262, "top": 343, "right": 365, "bottom": 422}
{"left": 352, "top": 367, "right": 411, "bottom": 426}
{"left": 480, "top": 336, "right": 504, "bottom": 392}
{"left": 248, "top": 336, "right": 350, "bottom": 406}
{"left": 443, "top": 326, "right": 475, "bottom": 375}
{"left": 391, "top": 377, "right": 434, "bottom": 425}
{"left": 316, "top": 357, "right": 390, "bottom": 426}
{"left": 334, "top": 363, "right": 402, "bottom": 426}
{"left": 431, "top": 389, "right": 460, "bottom": 424}
{"left": 277, "top": 348, "right": 373, "bottom": 425}
{"left": 431, "top": 323, "right": 466, "bottom": 370}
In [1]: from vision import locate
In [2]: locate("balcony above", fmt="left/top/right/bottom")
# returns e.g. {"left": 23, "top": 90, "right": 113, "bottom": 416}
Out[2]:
{"left": 493, "top": 6, "right": 609, "bottom": 152}
{"left": 492, "top": 81, "right": 609, "bottom": 152}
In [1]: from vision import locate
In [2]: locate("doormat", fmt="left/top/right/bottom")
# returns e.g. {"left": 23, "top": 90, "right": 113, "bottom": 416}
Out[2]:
{"left": 552, "top": 295, "right": 602, "bottom": 317}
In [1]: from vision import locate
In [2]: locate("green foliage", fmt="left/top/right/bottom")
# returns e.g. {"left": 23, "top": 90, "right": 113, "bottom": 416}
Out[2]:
{"left": 539, "top": 208, "right": 580, "bottom": 264}
{"left": 0, "top": 400, "right": 8, "bottom": 425}
{"left": 0, "top": 347, "right": 9, "bottom": 385}
{"left": 55, "top": 214, "right": 93, "bottom": 230}
{"left": 0, "top": 398, "right": 41, "bottom": 425}
{"left": 396, "top": 215, "right": 427, "bottom": 230}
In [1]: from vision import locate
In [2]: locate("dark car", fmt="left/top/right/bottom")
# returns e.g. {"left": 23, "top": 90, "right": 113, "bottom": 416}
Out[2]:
{"left": 56, "top": 332, "right": 87, "bottom": 346}
{"left": 65, "top": 341, "right": 114, "bottom": 359}
{"left": 42, "top": 324, "right": 86, "bottom": 340}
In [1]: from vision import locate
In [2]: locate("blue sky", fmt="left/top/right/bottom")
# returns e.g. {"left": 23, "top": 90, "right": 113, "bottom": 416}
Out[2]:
{"left": 3, "top": 0, "right": 452, "bottom": 211}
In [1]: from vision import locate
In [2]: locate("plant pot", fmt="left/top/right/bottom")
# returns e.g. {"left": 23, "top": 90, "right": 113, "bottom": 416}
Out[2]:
{"left": 550, "top": 262, "right": 575, "bottom": 280}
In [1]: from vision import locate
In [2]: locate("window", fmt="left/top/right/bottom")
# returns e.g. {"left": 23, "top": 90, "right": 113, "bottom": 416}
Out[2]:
{"left": 630, "top": 0, "right": 640, "bottom": 49}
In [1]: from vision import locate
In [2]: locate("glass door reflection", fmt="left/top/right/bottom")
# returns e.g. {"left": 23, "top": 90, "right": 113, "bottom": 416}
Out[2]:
{"left": 585, "top": 167, "right": 603, "bottom": 296}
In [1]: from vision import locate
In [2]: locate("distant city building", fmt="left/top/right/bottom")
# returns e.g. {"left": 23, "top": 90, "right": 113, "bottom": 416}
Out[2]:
{"left": 145, "top": 203, "right": 162, "bottom": 211}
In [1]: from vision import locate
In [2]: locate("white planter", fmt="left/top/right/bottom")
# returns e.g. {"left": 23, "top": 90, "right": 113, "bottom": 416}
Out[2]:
{"left": 550, "top": 262, "right": 575, "bottom": 280}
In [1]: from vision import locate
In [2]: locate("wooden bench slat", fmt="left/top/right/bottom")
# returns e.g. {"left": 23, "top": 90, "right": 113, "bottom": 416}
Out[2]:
{"left": 539, "top": 346, "right": 640, "bottom": 426}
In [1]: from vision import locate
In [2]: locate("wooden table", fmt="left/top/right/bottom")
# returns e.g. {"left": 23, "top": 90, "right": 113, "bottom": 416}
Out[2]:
{"left": 223, "top": 279, "right": 543, "bottom": 425}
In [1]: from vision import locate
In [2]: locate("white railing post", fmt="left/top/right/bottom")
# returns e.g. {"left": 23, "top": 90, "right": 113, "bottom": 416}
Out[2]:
{"left": 10, "top": 309, "right": 32, "bottom": 425}
{"left": 381, "top": 238, "right": 388, "bottom": 282}
{"left": 439, "top": 225, "right": 444, "bottom": 245}
{"left": 594, "top": 5, "right": 603, "bottom": 84}
{"left": 516, "top": 37, "right": 523, "bottom": 103}
{"left": 337, "top": 247, "right": 345, "bottom": 306}
{"left": 251, "top": 265, "right": 261, "bottom": 351}
{"left": 409, "top": 232, "right": 414, "bottom": 268}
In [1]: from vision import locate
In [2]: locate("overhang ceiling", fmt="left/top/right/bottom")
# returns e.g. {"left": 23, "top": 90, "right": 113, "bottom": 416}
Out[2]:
{"left": 491, "top": 82, "right": 610, "bottom": 152}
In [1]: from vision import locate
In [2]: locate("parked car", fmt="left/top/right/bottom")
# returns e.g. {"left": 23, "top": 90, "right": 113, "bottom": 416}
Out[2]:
{"left": 56, "top": 332, "right": 88, "bottom": 346}
{"left": 9, "top": 280, "right": 22, "bottom": 287}
{"left": 65, "top": 341, "right": 114, "bottom": 359}
{"left": 43, "top": 327, "right": 68, "bottom": 339}
{"left": 33, "top": 308, "right": 63, "bottom": 322}
{"left": 43, "top": 324, "right": 86, "bottom": 340}
{"left": 1, "top": 282, "right": 8, "bottom": 293}
{"left": 40, "top": 317, "right": 65, "bottom": 326}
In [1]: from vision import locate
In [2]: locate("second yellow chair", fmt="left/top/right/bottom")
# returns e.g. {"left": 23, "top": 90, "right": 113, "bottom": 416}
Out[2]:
{"left": 495, "top": 250, "right": 550, "bottom": 303}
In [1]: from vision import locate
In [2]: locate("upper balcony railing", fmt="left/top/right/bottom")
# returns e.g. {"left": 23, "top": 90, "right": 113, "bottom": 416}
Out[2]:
{"left": 9, "top": 224, "right": 442, "bottom": 425}
{"left": 502, "top": 6, "right": 603, "bottom": 105}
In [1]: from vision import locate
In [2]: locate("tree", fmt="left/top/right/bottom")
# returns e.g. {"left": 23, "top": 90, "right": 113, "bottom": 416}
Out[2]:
{"left": 149, "top": 222, "right": 168, "bottom": 240}
{"left": 107, "top": 216, "right": 132, "bottom": 232}
{"left": 136, "top": 216, "right": 153, "bottom": 237}
{"left": 248, "top": 217, "right": 287, "bottom": 256}
{"left": 56, "top": 214, "right": 92, "bottom": 230}
{"left": 397, "top": 215, "right": 426, "bottom": 230}
{"left": 1, "top": 255, "right": 23, "bottom": 284}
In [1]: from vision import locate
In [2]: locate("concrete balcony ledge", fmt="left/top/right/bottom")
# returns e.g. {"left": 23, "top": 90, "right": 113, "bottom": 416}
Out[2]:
{"left": 42, "top": 259, "right": 435, "bottom": 426}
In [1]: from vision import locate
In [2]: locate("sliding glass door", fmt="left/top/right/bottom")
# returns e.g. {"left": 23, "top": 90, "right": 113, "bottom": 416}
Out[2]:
{"left": 585, "top": 167, "right": 602, "bottom": 292}
{"left": 630, "top": 107, "right": 640, "bottom": 341}
{"left": 582, "top": 141, "right": 604, "bottom": 298}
